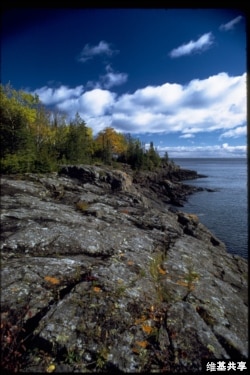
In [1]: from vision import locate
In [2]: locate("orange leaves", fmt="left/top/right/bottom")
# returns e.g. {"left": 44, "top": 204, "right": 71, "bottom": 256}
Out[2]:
{"left": 132, "top": 306, "right": 166, "bottom": 356}
{"left": 135, "top": 315, "right": 147, "bottom": 325}
{"left": 132, "top": 340, "right": 149, "bottom": 354}
{"left": 176, "top": 279, "right": 189, "bottom": 287}
{"left": 176, "top": 279, "right": 195, "bottom": 291}
{"left": 135, "top": 314, "right": 154, "bottom": 336}
{"left": 136, "top": 340, "right": 148, "bottom": 348}
{"left": 141, "top": 324, "right": 153, "bottom": 334}
{"left": 175, "top": 271, "right": 199, "bottom": 291}
{"left": 93, "top": 286, "right": 101, "bottom": 293}
{"left": 157, "top": 265, "right": 166, "bottom": 275}
{"left": 44, "top": 276, "right": 60, "bottom": 285}
{"left": 149, "top": 253, "right": 167, "bottom": 281}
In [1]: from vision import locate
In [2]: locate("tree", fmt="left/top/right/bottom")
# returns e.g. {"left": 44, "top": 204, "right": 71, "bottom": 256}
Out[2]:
{"left": 118, "top": 135, "right": 145, "bottom": 170}
{"left": 162, "top": 151, "right": 169, "bottom": 162}
{"left": 146, "top": 141, "right": 161, "bottom": 170}
{"left": 94, "top": 127, "right": 127, "bottom": 164}
{"left": 0, "top": 84, "right": 37, "bottom": 157}
{"left": 64, "top": 113, "right": 93, "bottom": 163}
{"left": 0, "top": 84, "right": 39, "bottom": 172}
{"left": 0, "top": 83, "right": 166, "bottom": 173}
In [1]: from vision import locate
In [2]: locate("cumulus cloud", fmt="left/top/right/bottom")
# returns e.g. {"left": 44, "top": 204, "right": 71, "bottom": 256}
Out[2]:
{"left": 57, "top": 88, "right": 116, "bottom": 119}
{"left": 169, "top": 32, "right": 214, "bottom": 58}
{"left": 34, "top": 72, "right": 246, "bottom": 139}
{"left": 34, "top": 85, "right": 84, "bottom": 105}
{"left": 220, "top": 126, "right": 247, "bottom": 139}
{"left": 77, "top": 40, "right": 118, "bottom": 62}
{"left": 219, "top": 16, "right": 243, "bottom": 31}
{"left": 112, "top": 72, "right": 246, "bottom": 134}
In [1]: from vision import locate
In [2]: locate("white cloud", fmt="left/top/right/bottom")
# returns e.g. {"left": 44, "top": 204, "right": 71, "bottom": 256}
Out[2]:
{"left": 158, "top": 144, "right": 246, "bottom": 158}
{"left": 57, "top": 88, "right": 116, "bottom": 119}
{"left": 219, "top": 16, "right": 243, "bottom": 31}
{"left": 112, "top": 72, "right": 246, "bottom": 134}
{"left": 180, "top": 134, "right": 194, "bottom": 139}
{"left": 84, "top": 65, "right": 128, "bottom": 90}
{"left": 220, "top": 126, "right": 247, "bottom": 139}
{"left": 34, "top": 72, "right": 246, "bottom": 139}
{"left": 78, "top": 40, "right": 118, "bottom": 62}
{"left": 34, "top": 85, "right": 84, "bottom": 105}
{"left": 79, "top": 89, "right": 116, "bottom": 116}
{"left": 100, "top": 65, "right": 128, "bottom": 89}
{"left": 169, "top": 32, "right": 214, "bottom": 58}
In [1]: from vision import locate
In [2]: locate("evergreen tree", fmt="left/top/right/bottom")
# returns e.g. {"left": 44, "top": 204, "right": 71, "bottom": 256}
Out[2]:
{"left": 64, "top": 113, "right": 93, "bottom": 163}
{"left": 146, "top": 141, "right": 161, "bottom": 170}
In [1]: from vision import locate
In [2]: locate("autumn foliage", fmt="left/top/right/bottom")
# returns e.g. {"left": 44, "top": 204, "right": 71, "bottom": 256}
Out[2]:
{"left": 0, "top": 84, "right": 164, "bottom": 174}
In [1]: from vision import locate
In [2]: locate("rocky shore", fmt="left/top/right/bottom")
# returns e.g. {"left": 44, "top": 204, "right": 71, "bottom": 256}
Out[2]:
{"left": 0, "top": 163, "right": 248, "bottom": 373}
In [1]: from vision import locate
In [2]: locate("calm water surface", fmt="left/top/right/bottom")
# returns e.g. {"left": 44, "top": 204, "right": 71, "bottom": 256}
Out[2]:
{"left": 173, "top": 158, "right": 248, "bottom": 259}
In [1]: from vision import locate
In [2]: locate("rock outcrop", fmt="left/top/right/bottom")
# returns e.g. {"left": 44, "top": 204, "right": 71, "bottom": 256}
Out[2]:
{"left": 0, "top": 164, "right": 248, "bottom": 373}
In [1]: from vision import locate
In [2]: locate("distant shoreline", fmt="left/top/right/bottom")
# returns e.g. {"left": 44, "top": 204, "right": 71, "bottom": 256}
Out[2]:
{"left": 173, "top": 156, "right": 246, "bottom": 159}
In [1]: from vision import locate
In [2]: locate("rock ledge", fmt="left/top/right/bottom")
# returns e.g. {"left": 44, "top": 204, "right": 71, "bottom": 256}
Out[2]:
{"left": 0, "top": 165, "right": 248, "bottom": 373}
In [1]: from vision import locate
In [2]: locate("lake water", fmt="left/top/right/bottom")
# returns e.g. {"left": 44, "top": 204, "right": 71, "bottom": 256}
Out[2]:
{"left": 173, "top": 158, "right": 248, "bottom": 259}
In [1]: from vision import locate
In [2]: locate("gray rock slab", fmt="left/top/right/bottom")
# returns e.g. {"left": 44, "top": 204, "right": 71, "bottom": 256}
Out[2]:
{"left": 1, "top": 169, "right": 248, "bottom": 373}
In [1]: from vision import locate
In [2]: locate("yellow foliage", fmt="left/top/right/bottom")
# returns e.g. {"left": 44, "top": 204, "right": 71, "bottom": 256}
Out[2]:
{"left": 94, "top": 127, "right": 128, "bottom": 154}
{"left": 46, "top": 364, "right": 56, "bottom": 373}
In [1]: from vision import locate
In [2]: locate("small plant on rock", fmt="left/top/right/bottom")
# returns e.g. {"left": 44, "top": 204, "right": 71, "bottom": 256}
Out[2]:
{"left": 75, "top": 200, "right": 89, "bottom": 212}
{"left": 149, "top": 252, "right": 165, "bottom": 282}
{"left": 64, "top": 347, "right": 81, "bottom": 365}
{"left": 185, "top": 268, "right": 200, "bottom": 291}
{"left": 96, "top": 346, "right": 109, "bottom": 370}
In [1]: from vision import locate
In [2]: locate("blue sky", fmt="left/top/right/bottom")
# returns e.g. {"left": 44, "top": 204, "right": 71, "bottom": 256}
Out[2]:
{"left": 1, "top": 8, "right": 247, "bottom": 158}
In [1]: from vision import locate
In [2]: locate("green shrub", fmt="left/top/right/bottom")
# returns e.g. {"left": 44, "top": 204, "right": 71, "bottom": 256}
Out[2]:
{"left": 0, "top": 153, "right": 35, "bottom": 174}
